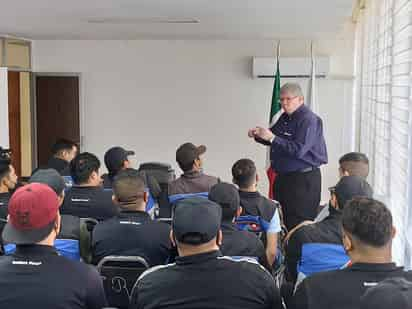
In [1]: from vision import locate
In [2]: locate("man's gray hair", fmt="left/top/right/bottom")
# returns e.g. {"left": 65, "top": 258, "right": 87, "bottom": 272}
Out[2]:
{"left": 280, "top": 83, "right": 304, "bottom": 97}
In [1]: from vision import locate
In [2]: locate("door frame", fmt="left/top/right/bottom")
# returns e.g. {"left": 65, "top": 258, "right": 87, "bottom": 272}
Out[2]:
{"left": 31, "top": 72, "right": 84, "bottom": 169}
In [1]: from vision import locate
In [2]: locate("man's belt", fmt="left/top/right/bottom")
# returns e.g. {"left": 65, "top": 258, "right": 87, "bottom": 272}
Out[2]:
{"left": 278, "top": 166, "right": 318, "bottom": 175}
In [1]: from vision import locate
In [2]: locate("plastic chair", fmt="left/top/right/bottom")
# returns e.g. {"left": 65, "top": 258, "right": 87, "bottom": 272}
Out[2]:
{"left": 79, "top": 217, "right": 98, "bottom": 263}
{"left": 97, "top": 255, "right": 149, "bottom": 309}
{"left": 168, "top": 192, "right": 209, "bottom": 205}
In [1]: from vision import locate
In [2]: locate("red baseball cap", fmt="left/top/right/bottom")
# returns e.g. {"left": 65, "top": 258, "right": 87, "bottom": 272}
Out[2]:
{"left": 2, "top": 183, "right": 59, "bottom": 244}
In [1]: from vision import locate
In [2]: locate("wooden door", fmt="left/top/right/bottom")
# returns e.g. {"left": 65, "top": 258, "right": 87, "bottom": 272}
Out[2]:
{"left": 35, "top": 75, "right": 80, "bottom": 166}
{"left": 8, "top": 71, "right": 21, "bottom": 176}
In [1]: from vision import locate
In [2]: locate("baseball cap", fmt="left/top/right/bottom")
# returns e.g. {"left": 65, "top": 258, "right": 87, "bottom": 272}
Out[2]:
{"left": 176, "top": 143, "right": 206, "bottom": 170}
{"left": 331, "top": 175, "right": 373, "bottom": 209}
{"left": 29, "top": 168, "right": 65, "bottom": 195}
{"left": 2, "top": 183, "right": 60, "bottom": 244}
{"left": 104, "top": 146, "right": 135, "bottom": 174}
{"left": 209, "top": 182, "right": 240, "bottom": 221}
{"left": 172, "top": 197, "right": 222, "bottom": 245}
{"left": 360, "top": 277, "right": 412, "bottom": 309}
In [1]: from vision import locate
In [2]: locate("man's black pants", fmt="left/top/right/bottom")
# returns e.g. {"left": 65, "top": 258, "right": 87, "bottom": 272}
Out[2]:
{"left": 273, "top": 168, "right": 321, "bottom": 230}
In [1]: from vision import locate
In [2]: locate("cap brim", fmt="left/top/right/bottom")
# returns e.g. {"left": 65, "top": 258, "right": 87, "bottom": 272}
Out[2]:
{"left": 2, "top": 221, "right": 54, "bottom": 245}
{"left": 197, "top": 145, "right": 206, "bottom": 156}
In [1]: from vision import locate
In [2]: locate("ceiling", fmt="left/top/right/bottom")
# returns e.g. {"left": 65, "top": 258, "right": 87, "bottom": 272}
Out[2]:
{"left": 0, "top": 0, "right": 355, "bottom": 40}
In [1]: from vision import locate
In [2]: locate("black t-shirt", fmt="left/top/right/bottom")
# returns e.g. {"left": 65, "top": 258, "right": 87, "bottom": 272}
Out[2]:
{"left": 0, "top": 192, "right": 11, "bottom": 220}
{"left": 238, "top": 190, "right": 277, "bottom": 223}
{"left": 131, "top": 250, "right": 282, "bottom": 309}
{"left": 32, "top": 157, "right": 71, "bottom": 176}
{"left": 61, "top": 186, "right": 118, "bottom": 221}
{"left": 292, "top": 263, "right": 412, "bottom": 309}
{"left": 220, "top": 222, "right": 269, "bottom": 270}
{"left": 92, "top": 210, "right": 171, "bottom": 265}
{"left": 0, "top": 245, "right": 107, "bottom": 309}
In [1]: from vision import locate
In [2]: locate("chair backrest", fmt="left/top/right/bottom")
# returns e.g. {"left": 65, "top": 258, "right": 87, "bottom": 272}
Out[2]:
{"left": 79, "top": 217, "right": 98, "bottom": 263}
{"left": 235, "top": 215, "right": 270, "bottom": 233}
{"left": 0, "top": 218, "right": 7, "bottom": 255}
{"left": 97, "top": 255, "right": 149, "bottom": 309}
{"left": 295, "top": 242, "right": 350, "bottom": 288}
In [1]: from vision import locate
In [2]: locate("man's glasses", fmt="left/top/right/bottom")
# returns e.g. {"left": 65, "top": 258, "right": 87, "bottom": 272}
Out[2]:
{"left": 280, "top": 96, "right": 299, "bottom": 102}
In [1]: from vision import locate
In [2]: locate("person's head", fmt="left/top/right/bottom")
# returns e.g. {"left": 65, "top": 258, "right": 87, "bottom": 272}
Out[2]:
{"left": 342, "top": 198, "right": 395, "bottom": 263}
{"left": 2, "top": 183, "right": 61, "bottom": 246}
{"left": 70, "top": 152, "right": 101, "bottom": 186}
{"left": 52, "top": 139, "right": 78, "bottom": 162}
{"left": 329, "top": 176, "right": 373, "bottom": 210}
{"left": 176, "top": 143, "right": 207, "bottom": 173}
{"left": 104, "top": 146, "right": 135, "bottom": 178}
{"left": 29, "top": 169, "right": 66, "bottom": 206}
{"left": 209, "top": 182, "right": 242, "bottom": 222}
{"left": 280, "top": 83, "right": 305, "bottom": 115}
{"left": 112, "top": 168, "right": 148, "bottom": 212}
{"left": 232, "top": 158, "right": 258, "bottom": 191}
{"left": 360, "top": 278, "right": 412, "bottom": 309}
{"left": 0, "top": 148, "right": 17, "bottom": 192}
{"left": 171, "top": 197, "right": 222, "bottom": 257}
{"left": 339, "top": 152, "right": 369, "bottom": 178}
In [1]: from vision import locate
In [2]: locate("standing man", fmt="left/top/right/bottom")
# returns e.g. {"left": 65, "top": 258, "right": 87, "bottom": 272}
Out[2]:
{"left": 248, "top": 83, "right": 327, "bottom": 229}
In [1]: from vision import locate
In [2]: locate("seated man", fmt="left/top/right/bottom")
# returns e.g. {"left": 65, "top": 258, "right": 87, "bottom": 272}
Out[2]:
{"left": 232, "top": 158, "right": 282, "bottom": 266}
{"left": 285, "top": 175, "right": 373, "bottom": 284}
{"left": 36, "top": 139, "right": 78, "bottom": 176}
{"left": 130, "top": 197, "right": 282, "bottom": 309}
{"left": 0, "top": 183, "right": 107, "bottom": 308}
{"left": 92, "top": 168, "right": 171, "bottom": 265}
{"left": 168, "top": 143, "right": 219, "bottom": 196}
{"left": 0, "top": 148, "right": 18, "bottom": 220}
{"left": 101, "top": 146, "right": 134, "bottom": 188}
{"left": 315, "top": 152, "right": 370, "bottom": 222}
{"left": 291, "top": 197, "right": 412, "bottom": 309}
{"left": 208, "top": 182, "right": 269, "bottom": 269}
{"left": 61, "top": 152, "right": 118, "bottom": 221}
{"left": 360, "top": 277, "right": 412, "bottom": 309}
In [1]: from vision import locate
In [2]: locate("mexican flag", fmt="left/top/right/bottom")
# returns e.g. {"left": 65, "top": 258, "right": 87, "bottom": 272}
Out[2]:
{"left": 267, "top": 47, "right": 282, "bottom": 199}
{"left": 306, "top": 42, "right": 317, "bottom": 113}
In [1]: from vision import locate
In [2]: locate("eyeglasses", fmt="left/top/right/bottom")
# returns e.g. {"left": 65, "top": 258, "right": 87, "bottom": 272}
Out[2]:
{"left": 280, "top": 96, "right": 299, "bottom": 102}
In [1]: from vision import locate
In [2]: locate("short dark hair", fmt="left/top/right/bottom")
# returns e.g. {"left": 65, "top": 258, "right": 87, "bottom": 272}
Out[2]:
{"left": 0, "top": 165, "right": 11, "bottom": 183}
{"left": 113, "top": 168, "right": 145, "bottom": 204}
{"left": 52, "top": 139, "right": 77, "bottom": 156}
{"left": 232, "top": 159, "right": 256, "bottom": 188}
{"left": 70, "top": 152, "right": 100, "bottom": 185}
{"left": 342, "top": 197, "right": 392, "bottom": 247}
{"left": 339, "top": 152, "right": 369, "bottom": 178}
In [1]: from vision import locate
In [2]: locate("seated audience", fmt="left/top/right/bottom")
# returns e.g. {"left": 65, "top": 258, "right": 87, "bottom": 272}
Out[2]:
{"left": 0, "top": 183, "right": 107, "bottom": 308}
{"left": 61, "top": 152, "right": 118, "bottom": 221}
{"left": 315, "top": 152, "right": 370, "bottom": 222}
{"left": 232, "top": 158, "right": 281, "bottom": 266}
{"left": 168, "top": 143, "right": 219, "bottom": 195}
{"left": 285, "top": 175, "right": 373, "bottom": 284}
{"left": 291, "top": 197, "right": 412, "bottom": 309}
{"left": 130, "top": 197, "right": 282, "bottom": 309}
{"left": 0, "top": 148, "right": 17, "bottom": 220}
{"left": 360, "top": 277, "right": 412, "bottom": 309}
{"left": 92, "top": 168, "right": 171, "bottom": 265}
{"left": 37, "top": 139, "right": 78, "bottom": 176}
{"left": 101, "top": 146, "right": 134, "bottom": 188}
{"left": 208, "top": 182, "right": 269, "bottom": 269}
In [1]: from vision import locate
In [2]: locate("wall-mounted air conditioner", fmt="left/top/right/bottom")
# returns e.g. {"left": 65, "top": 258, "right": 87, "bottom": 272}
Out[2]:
{"left": 252, "top": 56, "right": 330, "bottom": 79}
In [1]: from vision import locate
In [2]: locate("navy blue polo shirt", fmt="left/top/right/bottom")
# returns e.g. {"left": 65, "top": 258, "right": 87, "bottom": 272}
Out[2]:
{"left": 92, "top": 210, "right": 171, "bottom": 265}
{"left": 270, "top": 104, "right": 328, "bottom": 173}
{"left": 0, "top": 244, "right": 107, "bottom": 309}
{"left": 60, "top": 185, "right": 118, "bottom": 221}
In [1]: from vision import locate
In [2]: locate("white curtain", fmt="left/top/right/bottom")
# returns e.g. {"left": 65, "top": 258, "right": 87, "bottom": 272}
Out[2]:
{"left": 355, "top": 0, "right": 412, "bottom": 267}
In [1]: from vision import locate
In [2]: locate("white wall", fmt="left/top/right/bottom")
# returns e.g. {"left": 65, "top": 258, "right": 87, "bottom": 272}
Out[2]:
{"left": 32, "top": 32, "right": 355, "bottom": 201}
{"left": 0, "top": 68, "right": 9, "bottom": 148}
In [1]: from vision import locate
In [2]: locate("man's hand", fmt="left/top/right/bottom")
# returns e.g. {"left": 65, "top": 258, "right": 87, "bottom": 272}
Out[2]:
{"left": 248, "top": 127, "right": 258, "bottom": 138}
{"left": 254, "top": 127, "right": 275, "bottom": 142}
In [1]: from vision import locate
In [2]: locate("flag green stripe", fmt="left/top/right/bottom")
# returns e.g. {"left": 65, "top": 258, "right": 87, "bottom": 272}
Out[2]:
{"left": 269, "top": 61, "right": 281, "bottom": 123}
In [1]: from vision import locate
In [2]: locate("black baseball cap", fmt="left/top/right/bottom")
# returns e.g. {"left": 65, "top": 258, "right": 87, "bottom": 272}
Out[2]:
{"left": 30, "top": 168, "right": 65, "bottom": 195}
{"left": 104, "top": 146, "right": 135, "bottom": 174}
{"left": 331, "top": 175, "right": 373, "bottom": 209}
{"left": 176, "top": 143, "right": 206, "bottom": 170}
{"left": 172, "top": 197, "right": 222, "bottom": 245}
{"left": 209, "top": 182, "right": 240, "bottom": 221}
{"left": 360, "top": 278, "right": 412, "bottom": 309}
